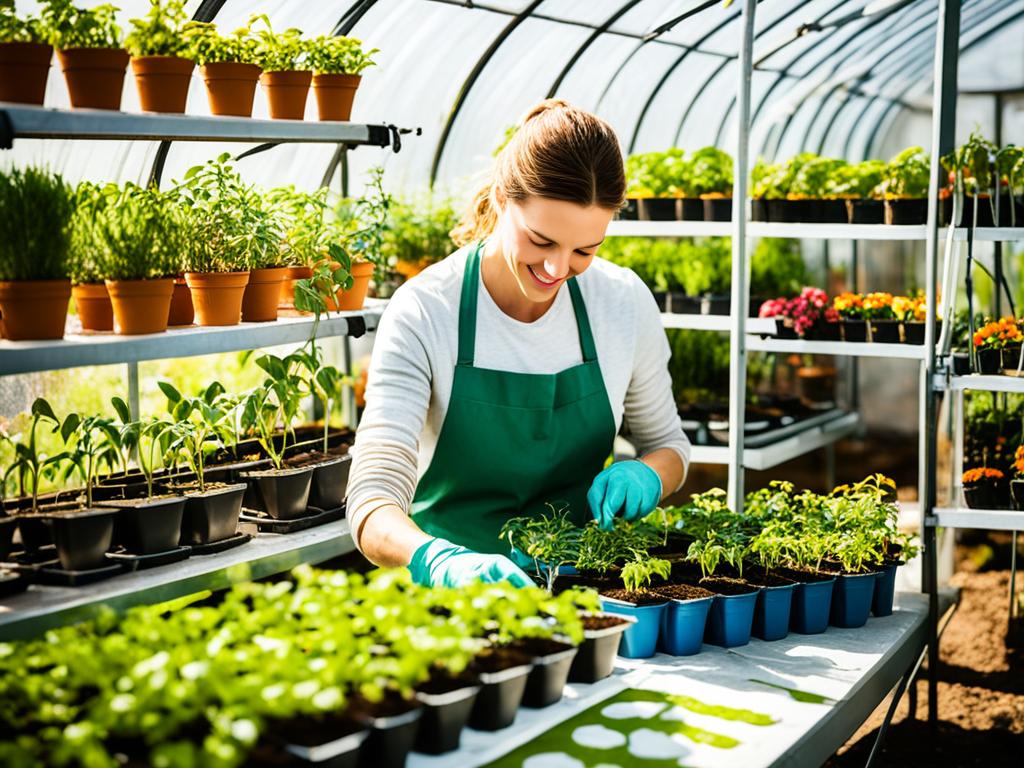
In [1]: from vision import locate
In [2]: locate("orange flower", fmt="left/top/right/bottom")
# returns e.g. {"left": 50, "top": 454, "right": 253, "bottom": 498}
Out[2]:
{"left": 962, "top": 467, "right": 1004, "bottom": 484}
{"left": 1014, "top": 446, "right": 1024, "bottom": 477}
{"left": 973, "top": 316, "right": 1022, "bottom": 348}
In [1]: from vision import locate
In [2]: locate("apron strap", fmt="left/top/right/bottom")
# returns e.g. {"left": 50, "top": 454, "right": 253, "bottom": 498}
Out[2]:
{"left": 457, "top": 241, "right": 598, "bottom": 366}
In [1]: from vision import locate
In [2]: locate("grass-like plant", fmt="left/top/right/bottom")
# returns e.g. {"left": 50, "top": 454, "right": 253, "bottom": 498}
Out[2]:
{"left": 0, "top": 166, "right": 75, "bottom": 281}
{"left": 499, "top": 505, "right": 583, "bottom": 591}
{"left": 0, "top": 399, "right": 65, "bottom": 513}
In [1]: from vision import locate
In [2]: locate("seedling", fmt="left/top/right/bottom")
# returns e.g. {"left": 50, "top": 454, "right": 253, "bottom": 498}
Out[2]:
{"left": 293, "top": 343, "right": 348, "bottom": 454}
{"left": 111, "top": 397, "right": 175, "bottom": 500}
{"left": 159, "top": 381, "right": 234, "bottom": 493}
{"left": 0, "top": 398, "right": 66, "bottom": 513}
{"left": 575, "top": 518, "right": 659, "bottom": 575}
{"left": 240, "top": 353, "right": 304, "bottom": 470}
{"left": 621, "top": 555, "right": 671, "bottom": 593}
{"left": 124, "top": 0, "right": 192, "bottom": 58}
{"left": 59, "top": 411, "right": 121, "bottom": 509}
{"left": 499, "top": 505, "right": 582, "bottom": 591}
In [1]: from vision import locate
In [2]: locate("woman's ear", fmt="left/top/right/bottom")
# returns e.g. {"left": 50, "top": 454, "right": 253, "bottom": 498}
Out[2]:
{"left": 491, "top": 186, "right": 506, "bottom": 213}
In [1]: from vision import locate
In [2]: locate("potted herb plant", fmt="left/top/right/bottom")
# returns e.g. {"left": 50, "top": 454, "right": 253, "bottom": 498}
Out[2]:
{"left": 598, "top": 551, "right": 671, "bottom": 659}
{"left": 239, "top": 190, "right": 287, "bottom": 323}
{"left": 124, "top": 0, "right": 195, "bottom": 113}
{"left": 833, "top": 291, "right": 867, "bottom": 342}
{"left": 789, "top": 156, "right": 848, "bottom": 223}
{"left": 749, "top": 158, "right": 778, "bottom": 221}
{"left": 305, "top": 34, "right": 377, "bottom": 121}
{"left": 0, "top": 1, "right": 52, "bottom": 104}
{"left": 251, "top": 14, "right": 312, "bottom": 120}
{"left": 863, "top": 291, "right": 899, "bottom": 343}
{"left": 880, "top": 146, "right": 931, "bottom": 225}
{"left": 327, "top": 167, "right": 391, "bottom": 310}
{"left": 962, "top": 466, "right": 1006, "bottom": 510}
{"left": 690, "top": 146, "right": 733, "bottom": 222}
{"left": 828, "top": 159, "right": 886, "bottom": 224}
{"left": 995, "top": 144, "right": 1023, "bottom": 227}
{"left": 0, "top": 166, "right": 76, "bottom": 341}
{"left": 942, "top": 131, "right": 999, "bottom": 227}
{"left": 182, "top": 19, "right": 261, "bottom": 116}
{"left": 69, "top": 181, "right": 114, "bottom": 332}
{"left": 43, "top": 0, "right": 128, "bottom": 110}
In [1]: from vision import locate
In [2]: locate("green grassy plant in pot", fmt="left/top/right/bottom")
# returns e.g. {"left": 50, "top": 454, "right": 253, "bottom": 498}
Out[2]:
{"left": 182, "top": 19, "right": 261, "bottom": 116}
{"left": 880, "top": 146, "right": 931, "bottom": 225}
{"left": 0, "top": 166, "right": 75, "bottom": 340}
{"left": 760, "top": 152, "right": 816, "bottom": 222}
{"left": 0, "top": 399, "right": 65, "bottom": 522}
{"left": 0, "top": 1, "right": 52, "bottom": 104}
{"left": 251, "top": 14, "right": 311, "bottom": 120}
{"left": 160, "top": 381, "right": 247, "bottom": 545}
{"left": 69, "top": 181, "right": 114, "bottom": 332}
{"left": 690, "top": 146, "right": 733, "bottom": 222}
{"left": 941, "top": 131, "right": 999, "bottom": 227}
{"left": 239, "top": 353, "right": 314, "bottom": 520}
{"left": 306, "top": 33, "right": 377, "bottom": 121}
{"left": 124, "top": 0, "right": 195, "bottom": 113}
{"left": 43, "top": 0, "right": 128, "bottom": 110}
{"left": 172, "top": 154, "right": 257, "bottom": 325}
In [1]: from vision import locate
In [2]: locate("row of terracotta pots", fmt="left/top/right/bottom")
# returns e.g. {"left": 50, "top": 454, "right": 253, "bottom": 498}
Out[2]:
{"left": 0, "top": 262, "right": 375, "bottom": 341}
{"left": 0, "top": 42, "right": 362, "bottom": 120}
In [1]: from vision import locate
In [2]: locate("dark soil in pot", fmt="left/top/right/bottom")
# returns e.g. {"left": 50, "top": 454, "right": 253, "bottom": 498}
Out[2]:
{"left": 843, "top": 319, "right": 868, "bottom": 342}
{"left": 241, "top": 465, "right": 313, "bottom": 520}
{"left": 173, "top": 482, "right": 246, "bottom": 544}
{"left": 40, "top": 508, "right": 117, "bottom": 571}
{"left": 285, "top": 453, "right": 351, "bottom": 510}
{"left": 512, "top": 637, "right": 578, "bottom": 709}
{"left": 699, "top": 576, "right": 759, "bottom": 596}
{"left": 99, "top": 495, "right": 186, "bottom": 555}
{"left": 350, "top": 693, "right": 422, "bottom": 768}
{"left": 468, "top": 646, "right": 533, "bottom": 731}
{"left": 600, "top": 587, "right": 667, "bottom": 605}
{"left": 568, "top": 613, "right": 633, "bottom": 683}
{"left": 655, "top": 583, "right": 715, "bottom": 600}
{"left": 413, "top": 671, "right": 481, "bottom": 754}
{"left": 847, "top": 198, "right": 884, "bottom": 224}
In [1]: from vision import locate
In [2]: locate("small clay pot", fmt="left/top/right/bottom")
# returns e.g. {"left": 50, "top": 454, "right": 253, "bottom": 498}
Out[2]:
{"left": 73, "top": 282, "right": 114, "bottom": 332}
{"left": 0, "top": 41, "right": 53, "bottom": 104}
{"left": 325, "top": 261, "right": 373, "bottom": 311}
{"left": 0, "top": 279, "right": 71, "bottom": 340}
{"left": 200, "top": 62, "right": 261, "bottom": 117}
{"left": 241, "top": 266, "right": 287, "bottom": 322}
{"left": 56, "top": 47, "right": 129, "bottom": 110}
{"left": 131, "top": 55, "right": 194, "bottom": 113}
{"left": 185, "top": 271, "right": 250, "bottom": 326}
{"left": 278, "top": 265, "right": 313, "bottom": 310}
{"left": 260, "top": 69, "right": 312, "bottom": 119}
{"left": 105, "top": 278, "right": 174, "bottom": 335}
{"left": 311, "top": 72, "right": 361, "bottom": 121}
{"left": 167, "top": 278, "right": 194, "bottom": 326}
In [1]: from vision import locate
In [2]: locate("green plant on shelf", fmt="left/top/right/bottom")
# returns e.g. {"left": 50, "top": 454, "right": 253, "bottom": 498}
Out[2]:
{"left": 0, "top": 399, "right": 66, "bottom": 514}
{"left": 789, "top": 157, "right": 848, "bottom": 199}
{"left": 159, "top": 381, "right": 236, "bottom": 493}
{"left": 0, "top": 0, "right": 46, "bottom": 43}
{"left": 382, "top": 193, "right": 460, "bottom": 273}
{"left": 941, "top": 130, "right": 997, "bottom": 198}
{"left": 0, "top": 166, "right": 75, "bottom": 282}
{"left": 293, "top": 344, "right": 347, "bottom": 455}
{"left": 751, "top": 238, "right": 808, "bottom": 297}
{"left": 625, "top": 148, "right": 691, "bottom": 197}
{"left": 249, "top": 13, "right": 309, "bottom": 72}
{"left": 879, "top": 146, "right": 930, "bottom": 198}
{"left": 334, "top": 166, "right": 393, "bottom": 283}
{"left": 265, "top": 185, "right": 331, "bottom": 269}
{"left": 620, "top": 554, "right": 671, "bottom": 593}
{"left": 499, "top": 505, "right": 583, "bottom": 591}
{"left": 239, "top": 353, "right": 305, "bottom": 471}
{"left": 124, "top": 0, "right": 192, "bottom": 58}
{"left": 826, "top": 160, "right": 886, "bottom": 199}
{"left": 181, "top": 18, "right": 259, "bottom": 66}
{"left": 41, "top": 0, "right": 122, "bottom": 49}
{"left": 689, "top": 146, "right": 733, "bottom": 197}
{"left": 305, "top": 33, "right": 377, "bottom": 75}
{"left": 58, "top": 410, "right": 121, "bottom": 509}
{"left": 293, "top": 242, "right": 355, "bottom": 342}
{"left": 112, "top": 401, "right": 175, "bottom": 501}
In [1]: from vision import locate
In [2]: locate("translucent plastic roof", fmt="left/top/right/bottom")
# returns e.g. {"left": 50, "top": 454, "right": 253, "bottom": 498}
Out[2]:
{"left": 5, "top": 0, "right": 1023, "bottom": 195}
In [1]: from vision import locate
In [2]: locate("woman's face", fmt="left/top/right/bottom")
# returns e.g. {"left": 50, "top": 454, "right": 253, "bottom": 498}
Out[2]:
{"left": 494, "top": 196, "right": 614, "bottom": 304}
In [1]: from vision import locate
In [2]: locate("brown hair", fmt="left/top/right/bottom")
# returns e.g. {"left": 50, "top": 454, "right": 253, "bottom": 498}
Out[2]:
{"left": 451, "top": 99, "right": 626, "bottom": 247}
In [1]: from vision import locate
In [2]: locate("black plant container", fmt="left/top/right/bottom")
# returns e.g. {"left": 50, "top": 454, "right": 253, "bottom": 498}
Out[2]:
{"left": 42, "top": 508, "right": 117, "bottom": 571}
{"left": 885, "top": 198, "right": 927, "bottom": 225}
{"left": 702, "top": 197, "right": 732, "bottom": 222}
{"left": 278, "top": 729, "right": 369, "bottom": 767}
{"left": 651, "top": 290, "right": 668, "bottom": 312}
{"left": 904, "top": 322, "right": 925, "bottom": 345}
{"left": 638, "top": 197, "right": 678, "bottom": 221}
{"left": 951, "top": 351, "right": 970, "bottom": 375}
{"left": 703, "top": 294, "right": 730, "bottom": 316}
{"left": 847, "top": 199, "right": 884, "bottom": 224}
{"left": 768, "top": 198, "right": 821, "bottom": 223}
{"left": 178, "top": 483, "right": 246, "bottom": 545}
{"left": 1002, "top": 345, "right": 1024, "bottom": 376}
{"left": 975, "top": 347, "right": 1001, "bottom": 375}
{"left": 775, "top": 318, "right": 798, "bottom": 339}
{"left": 820, "top": 199, "right": 848, "bottom": 223}
{"left": 242, "top": 466, "right": 313, "bottom": 520}
{"left": 308, "top": 455, "right": 352, "bottom": 511}
{"left": 750, "top": 198, "right": 769, "bottom": 221}
{"left": 843, "top": 319, "right": 867, "bottom": 342}
{"left": 0, "top": 516, "right": 16, "bottom": 561}
{"left": 568, "top": 614, "right": 634, "bottom": 684}
{"left": 618, "top": 198, "right": 639, "bottom": 220}
{"left": 413, "top": 684, "right": 481, "bottom": 754}
{"left": 100, "top": 496, "right": 186, "bottom": 555}
{"left": 670, "top": 292, "right": 702, "bottom": 314}
{"left": 804, "top": 321, "right": 840, "bottom": 341}
{"left": 468, "top": 659, "right": 533, "bottom": 731}
{"left": 869, "top": 319, "right": 901, "bottom": 344}
{"left": 355, "top": 703, "right": 422, "bottom": 768}
{"left": 963, "top": 482, "right": 997, "bottom": 510}
{"left": 519, "top": 641, "right": 578, "bottom": 708}
{"left": 679, "top": 197, "right": 704, "bottom": 221}
{"left": 16, "top": 514, "right": 53, "bottom": 552}
{"left": 1011, "top": 479, "right": 1024, "bottom": 511}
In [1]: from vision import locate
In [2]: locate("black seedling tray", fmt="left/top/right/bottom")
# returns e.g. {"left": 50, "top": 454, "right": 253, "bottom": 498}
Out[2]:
{"left": 106, "top": 545, "right": 191, "bottom": 572}
{"left": 0, "top": 569, "right": 29, "bottom": 598}
{"left": 34, "top": 561, "right": 125, "bottom": 587}
{"left": 238, "top": 504, "right": 345, "bottom": 534}
{"left": 187, "top": 532, "right": 252, "bottom": 556}
{"left": 6, "top": 546, "right": 59, "bottom": 566}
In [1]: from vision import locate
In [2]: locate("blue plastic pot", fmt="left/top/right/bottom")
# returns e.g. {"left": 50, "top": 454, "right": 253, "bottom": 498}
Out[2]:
{"left": 660, "top": 596, "right": 712, "bottom": 656}
{"left": 830, "top": 572, "right": 877, "bottom": 628}
{"left": 790, "top": 578, "right": 836, "bottom": 634}
{"left": 703, "top": 590, "right": 758, "bottom": 648}
{"left": 599, "top": 597, "right": 667, "bottom": 659}
{"left": 872, "top": 563, "right": 898, "bottom": 617}
{"left": 752, "top": 583, "right": 796, "bottom": 641}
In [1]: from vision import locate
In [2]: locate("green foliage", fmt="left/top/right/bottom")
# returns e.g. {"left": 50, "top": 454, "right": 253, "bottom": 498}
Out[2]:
{"left": 305, "top": 34, "right": 377, "bottom": 75}
{"left": 752, "top": 152, "right": 818, "bottom": 199}
{"left": 72, "top": 182, "right": 185, "bottom": 281}
{"left": 675, "top": 489, "right": 754, "bottom": 578}
{"left": 881, "top": 146, "right": 930, "bottom": 198}
{"left": 240, "top": 353, "right": 305, "bottom": 470}
{"left": 625, "top": 148, "right": 691, "bottom": 197}
{"left": 665, "top": 328, "right": 730, "bottom": 402}
{"left": 826, "top": 160, "right": 886, "bottom": 199}
{"left": 42, "top": 0, "right": 122, "bottom": 49}
{"left": 575, "top": 518, "right": 661, "bottom": 574}
{"left": 59, "top": 411, "right": 121, "bottom": 508}
{"left": 751, "top": 238, "right": 808, "bottom": 297}
{"left": 620, "top": 555, "right": 671, "bottom": 593}
{"left": 160, "top": 380, "right": 235, "bottom": 492}
{"left": 250, "top": 13, "right": 308, "bottom": 71}
{"left": 0, "top": 0, "right": 46, "bottom": 43}
{"left": 689, "top": 146, "right": 733, "bottom": 196}
{"left": 0, "top": 166, "right": 75, "bottom": 281}
{"left": 181, "top": 19, "right": 258, "bottom": 65}
{"left": 264, "top": 185, "right": 330, "bottom": 268}
{"left": 941, "top": 130, "right": 997, "bottom": 195}
{"left": 382, "top": 193, "right": 459, "bottom": 269}
{"left": 499, "top": 506, "right": 583, "bottom": 591}
{"left": 333, "top": 166, "right": 393, "bottom": 282}
{"left": 124, "top": 0, "right": 191, "bottom": 58}
{"left": 789, "top": 157, "right": 848, "bottom": 198}
{"left": 0, "top": 399, "right": 65, "bottom": 512}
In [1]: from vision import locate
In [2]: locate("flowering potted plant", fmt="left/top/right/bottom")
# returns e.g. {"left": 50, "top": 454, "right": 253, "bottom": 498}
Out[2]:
{"left": 1010, "top": 446, "right": 1024, "bottom": 511}
{"left": 758, "top": 296, "right": 794, "bottom": 338}
{"left": 797, "top": 287, "right": 839, "bottom": 341}
{"left": 893, "top": 293, "right": 938, "bottom": 345}
{"left": 862, "top": 292, "right": 899, "bottom": 343}
{"left": 832, "top": 292, "right": 867, "bottom": 342}
{"left": 962, "top": 466, "right": 1007, "bottom": 510}
{"left": 972, "top": 317, "right": 1022, "bottom": 375}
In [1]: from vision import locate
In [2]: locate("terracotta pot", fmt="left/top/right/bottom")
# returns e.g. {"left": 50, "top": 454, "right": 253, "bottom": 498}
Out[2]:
{"left": 56, "top": 47, "right": 129, "bottom": 110}
{"left": 72, "top": 282, "right": 114, "bottom": 332}
{"left": 0, "top": 42, "right": 53, "bottom": 104}
{"left": 131, "top": 55, "right": 194, "bottom": 113}
{"left": 167, "top": 278, "right": 194, "bottom": 326}
{"left": 279, "top": 265, "right": 313, "bottom": 310}
{"left": 311, "top": 73, "right": 360, "bottom": 121}
{"left": 200, "top": 62, "right": 261, "bottom": 117}
{"left": 105, "top": 278, "right": 174, "bottom": 335}
{"left": 260, "top": 70, "right": 312, "bottom": 120}
{"left": 185, "top": 271, "right": 250, "bottom": 326}
{"left": 0, "top": 279, "right": 71, "bottom": 340}
{"left": 241, "top": 266, "right": 287, "bottom": 322}
{"left": 325, "top": 261, "right": 373, "bottom": 311}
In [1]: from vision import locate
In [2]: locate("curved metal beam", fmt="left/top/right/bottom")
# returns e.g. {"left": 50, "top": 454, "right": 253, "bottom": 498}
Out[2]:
{"left": 333, "top": 0, "right": 379, "bottom": 37}
{"left": 429, "top": 0, "right": 546, "bottom": 186}
{"left": 545, "top": 0, "right": 646, "bottom": 99}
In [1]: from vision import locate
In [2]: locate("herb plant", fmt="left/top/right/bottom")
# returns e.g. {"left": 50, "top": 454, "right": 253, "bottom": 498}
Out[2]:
{"left": 620, "top": 555, "right": 671, "bottom": 593}
{"left": 881, "top": 146, "right": 930, "bottom": 198}
{"left": 240, "top": 353, "right": 304, "bottom": 470}
{"left": 59, "top": 411, "right": 121, "bottom": 509}
{"left": 265, "top": 185, "right": 330, "bottom": 268}
{"left": 42, "top": 0, "right": 122, "bottom": 49}
{"left": 305, "top": 34, "right": 377, "bottom": 75}
{"left": 689, "top": 146, "right": 733, "bottom": 197}
{"left": 160, "top": 381, "right": 235, "bottom": 493}
{"left": 0, "top": 166, "right": 75, "bottom": 281}
{"left": 0, "top": 399, "right": 66, "bottom": 513}
{"left": 334, "top": 166, "right": 393, "bottom": 282}
{"left": 250, "top": 13, "right": 309, "bottom": 72}
{"left": 293, "top": 343, "right": 346, "bottom": 454}
{"left": 181, "top": 19, "right": 259, "bottom": 65}
{"left": 499, "top": 506, "right": 583, "bottom": 591}
{"left": 0, "top": 0, "right": 46, "bottom": 43}
{"left": 124, "top": 0, "right": 192, "bottom": 58}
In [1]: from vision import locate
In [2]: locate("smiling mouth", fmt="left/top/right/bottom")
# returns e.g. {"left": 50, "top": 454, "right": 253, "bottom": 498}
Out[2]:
{"left": 527, "top": 264, "right": 562, "bottom": 288}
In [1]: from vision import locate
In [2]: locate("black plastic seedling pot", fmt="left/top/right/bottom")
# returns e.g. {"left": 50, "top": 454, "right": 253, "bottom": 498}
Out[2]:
{"left": 355, "top": 704, "right": 422, "bottom": 768}
{"left": 568, "top": 614, "right": 635, "bottom": 683}
{"left": 307, "top": 455, "right": 352, "bottom": 511}
{"left": 281, "top": 728, "right": 369, "bottom": 767}
{"left": 468, "top": 659, "right": 533, "bottom": 731}
{"left": 413, "top": 684, "right": 481, "bottom": 754}
{"left": 42, "top": 508, "right": 118, "bottom": 571}
{"left": 242, "top": 466, "right": 313, "bottom": 520}
{"left": 518, "top": 640, "right": 578, "bottom": 708}
{"left": 100, "top": 496, "right": 186, "bottom": 555}
{"left": 178, "top": 483, "right": 246, "bottom": 545}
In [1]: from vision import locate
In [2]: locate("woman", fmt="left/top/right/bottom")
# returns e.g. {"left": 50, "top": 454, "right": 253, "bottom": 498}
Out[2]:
{"left": 347, "top": 100, "right": 690, "bottom": 587}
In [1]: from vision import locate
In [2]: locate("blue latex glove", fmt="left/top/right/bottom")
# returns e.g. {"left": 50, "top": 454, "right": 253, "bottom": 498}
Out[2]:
{"left": 408, "top": 537, "right": 533, "bottom": 588}
{"left": 587, "top": 460, "right": 663, "bottom": 531}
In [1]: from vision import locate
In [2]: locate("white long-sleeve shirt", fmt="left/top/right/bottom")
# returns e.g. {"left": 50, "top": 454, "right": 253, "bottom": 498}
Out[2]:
{"left": 347, "top": 246, "right": 691, "bottom": 545}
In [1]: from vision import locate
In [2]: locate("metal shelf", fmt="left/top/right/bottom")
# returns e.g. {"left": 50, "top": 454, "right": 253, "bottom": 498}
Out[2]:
{"left": 606, "top": 220, "right": 731, "bottom": 237}
{"left": 746, "top": 336, "right": 928, "bottom": 359}
{"left": 660, "top": 313, "right": 774, "bottom": 332}
{"left": 0, "top": 302, "right": 385, "bottom": 376}
{"left": 749, "top": 222, "right": 927, "bottom": 240}
{"left": 0, "top": 520, "right": 355, "bottom": 640}
{"left": 950, "top": 227, "right": 1024, "bottom": 242}
{"left": 0, "top": 104, "right": 401, "bottom": 146}
{"left": 944, "top": 374, "right": 1024, "bottom": 393}
{"left": 929, "top": 508, "right": 1023, "bottom": 532}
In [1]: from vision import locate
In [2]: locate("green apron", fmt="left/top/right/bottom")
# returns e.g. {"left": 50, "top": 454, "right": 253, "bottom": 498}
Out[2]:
{"left": 411, "top": 241, "right": 617, "bottom": 554}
